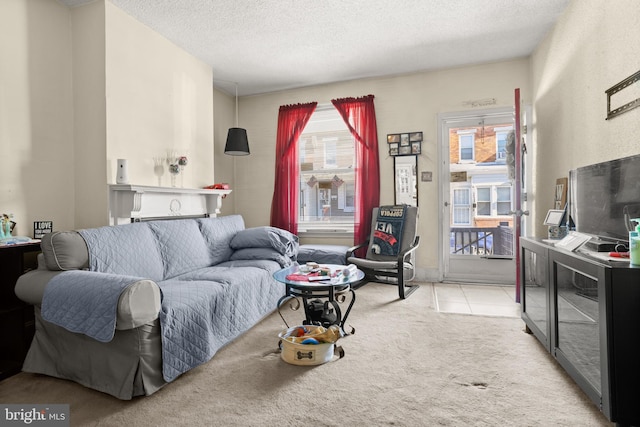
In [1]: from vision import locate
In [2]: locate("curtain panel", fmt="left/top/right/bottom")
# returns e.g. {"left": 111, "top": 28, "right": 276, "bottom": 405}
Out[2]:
{"left": 270, "top": 102, "right": 318, "bottom": 234}
{"left": 331, "top": 95, "right": 381, "bottom": 247}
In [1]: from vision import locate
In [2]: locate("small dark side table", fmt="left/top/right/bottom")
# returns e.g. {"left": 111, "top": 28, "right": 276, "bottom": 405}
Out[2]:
{"left": 0, "top": 241, "right": 41, "bottom": 380}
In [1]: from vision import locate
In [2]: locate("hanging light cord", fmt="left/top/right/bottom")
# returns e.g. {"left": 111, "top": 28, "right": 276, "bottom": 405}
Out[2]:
{"left": 234, "top": 83, "right": 239, "bottom": 127}
{"left": 213, "top": 79, "right": 240, "bottom": 127}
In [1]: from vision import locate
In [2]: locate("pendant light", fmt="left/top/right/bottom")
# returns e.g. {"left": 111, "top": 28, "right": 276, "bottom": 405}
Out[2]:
{"left": 224, "top": 83, "right": 250, "bottom": 156}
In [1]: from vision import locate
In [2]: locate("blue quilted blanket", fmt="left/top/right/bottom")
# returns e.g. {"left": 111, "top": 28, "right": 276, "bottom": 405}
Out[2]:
{"left": 158, "top": 263, "right": 282, "bottom": 382}
{"left": 42, "top": 271, "right": 146, "bottom": 342}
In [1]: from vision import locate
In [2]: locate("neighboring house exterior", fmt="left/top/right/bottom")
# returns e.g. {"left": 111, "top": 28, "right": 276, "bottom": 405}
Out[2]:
{"left": 449, "top": 124, "right": 514, "bottom": 255}
{"left": 449, "top": 124, "right": 514, "bottom": 229}
{"left": 298, "top": 125, "right": 356, "bottom": 229}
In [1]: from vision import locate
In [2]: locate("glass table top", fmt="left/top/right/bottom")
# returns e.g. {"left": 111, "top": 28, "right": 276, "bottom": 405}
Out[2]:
{"left": 273, "top": 263, "right": 364, "bottom": 290}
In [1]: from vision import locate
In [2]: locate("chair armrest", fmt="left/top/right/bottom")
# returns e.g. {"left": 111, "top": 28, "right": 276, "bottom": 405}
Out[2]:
{"left": 346, "top": 240, "right": 369, "bottom": 258}
{"left": 397, "top": 236, "right": 420, "bottom": 263}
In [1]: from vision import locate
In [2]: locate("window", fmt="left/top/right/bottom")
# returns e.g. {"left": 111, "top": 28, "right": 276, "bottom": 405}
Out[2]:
{"left": 452, "top": 188, "right": 472, "bottom": 225}
{"left": 337, "top": 181, "right": 355, "bottom": 212}
{"left": 298, "top": 107, "right": 355, "bottom": 233}
{"left": 324, "top": 138, "right": 337, "bottom": 167}
{"left": 475, "top": 185, "right": 512, "bottom": 217}
{"left": 494, "top": 127, "right": 512, "bottom": 161}
{"left": 457, "top": 130, "right": 476, "bottom": 162}
{"left": 476, "top": 187, "right": 491, "bottom": 216}
{"left": 496, "top": 186, "right": 512, "bottom": 215}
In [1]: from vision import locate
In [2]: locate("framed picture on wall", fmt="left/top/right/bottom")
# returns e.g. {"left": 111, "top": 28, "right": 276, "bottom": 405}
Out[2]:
{"left": 411, "top": 142, "right": 421, "bottom": 154}
{"left": 388, "top": 131, "right": 424, "bottom": 156}
{"left": 554, "top": 177, "right": 568, "bottom": 210}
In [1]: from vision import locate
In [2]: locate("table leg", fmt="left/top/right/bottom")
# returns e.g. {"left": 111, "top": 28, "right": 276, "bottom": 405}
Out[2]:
{"left": 339, "top": 289, "right": 356, "bottom": 329}
{"left": 277, "top": 294, "right": 301, "bottom": 328}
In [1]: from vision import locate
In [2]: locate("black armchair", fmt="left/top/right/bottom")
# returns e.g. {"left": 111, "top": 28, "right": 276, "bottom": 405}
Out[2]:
{"left": 346, "top": 206, "right": 420, "bottom": 299}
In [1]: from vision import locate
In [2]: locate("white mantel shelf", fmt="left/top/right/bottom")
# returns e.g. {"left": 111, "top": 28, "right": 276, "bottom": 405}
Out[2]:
{"left": 109, "top": 184, "right": 232, "bottom": 225}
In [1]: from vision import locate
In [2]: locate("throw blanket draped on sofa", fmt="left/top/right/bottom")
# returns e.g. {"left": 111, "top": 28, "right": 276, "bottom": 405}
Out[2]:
{"left": 42, "top": 271, "right": 148, "bottom": 342}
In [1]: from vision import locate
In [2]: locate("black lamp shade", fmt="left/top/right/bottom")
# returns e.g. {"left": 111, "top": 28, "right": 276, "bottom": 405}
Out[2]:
{"left": 224, "top": 127, "right": 250, "bottom": 156}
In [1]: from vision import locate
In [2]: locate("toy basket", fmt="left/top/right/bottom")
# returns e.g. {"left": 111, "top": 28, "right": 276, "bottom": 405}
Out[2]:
{"left": 278, "top": 325, "right": 343, "bottom": 366}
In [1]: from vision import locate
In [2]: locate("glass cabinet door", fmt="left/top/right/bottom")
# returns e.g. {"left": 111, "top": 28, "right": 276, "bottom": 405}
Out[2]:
{"left": 521, "top": 239, "right": 550, "bottom": 349}
{"left": 554, "top": 261, "right": 601, "bottom": 395}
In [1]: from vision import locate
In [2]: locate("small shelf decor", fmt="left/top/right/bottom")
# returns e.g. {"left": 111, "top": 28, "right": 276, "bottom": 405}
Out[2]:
{"left": 387, "top": 132, "right": 422, "bottom": 156}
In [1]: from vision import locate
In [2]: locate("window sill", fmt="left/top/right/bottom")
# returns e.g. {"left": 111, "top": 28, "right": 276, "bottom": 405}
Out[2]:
{"left": 298, "top": 229, "right": 354, "bottom": 239}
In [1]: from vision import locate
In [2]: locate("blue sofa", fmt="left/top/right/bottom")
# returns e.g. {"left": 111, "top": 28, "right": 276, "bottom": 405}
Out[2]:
{"left": 15, "top": 215, "right": 297, "bottom": 399}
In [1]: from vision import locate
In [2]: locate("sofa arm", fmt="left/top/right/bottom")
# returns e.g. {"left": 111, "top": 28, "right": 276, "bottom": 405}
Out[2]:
{"left": 41, "top": 230, "right": 89, "bottom": 271}
{"left": 15, "top": 268, "right": 62, "bottom": 306}
{"left": 15, "top": 270, "right": 162, "bottom": 331}
{"left": 114, "top": 279, "right": 161, "bottom": 330}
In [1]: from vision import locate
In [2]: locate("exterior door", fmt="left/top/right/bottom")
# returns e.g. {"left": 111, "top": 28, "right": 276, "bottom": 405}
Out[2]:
{"left": 438, "top": 107, "right": 517, "bottom": 284}
{"left": 318, "top": 185, "right": 331, "bottom": 220}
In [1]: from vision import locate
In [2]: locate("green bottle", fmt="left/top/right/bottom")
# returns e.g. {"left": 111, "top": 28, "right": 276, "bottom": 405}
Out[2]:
{"left": 630, "top": 218, "right": 640, "bottom": 266}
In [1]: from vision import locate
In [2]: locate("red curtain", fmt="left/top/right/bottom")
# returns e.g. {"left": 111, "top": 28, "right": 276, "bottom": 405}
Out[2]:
{"left": 270, "top": 102, "right": 318, "bottom": 234}
{"left": 331, "top": 95, "right": 381, "bottom": 246}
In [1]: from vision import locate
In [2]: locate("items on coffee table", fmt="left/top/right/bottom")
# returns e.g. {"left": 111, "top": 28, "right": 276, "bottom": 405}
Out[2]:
{"left": 285, "top": 263, "right": 356, "bottom": 283}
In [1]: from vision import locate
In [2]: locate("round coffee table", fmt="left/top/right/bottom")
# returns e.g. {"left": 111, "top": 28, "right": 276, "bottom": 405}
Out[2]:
{"left": 273, "top": 264, "right": 364, "bottom": 332}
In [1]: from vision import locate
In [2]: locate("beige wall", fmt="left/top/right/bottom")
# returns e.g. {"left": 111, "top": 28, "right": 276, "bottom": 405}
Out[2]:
{"left": 1, "top": 0, "right": 215, "bottom": 233}
{"left": 0, "top": 0, "right": 75, "bottom": 234}
{"left": 235, "top": 59, "right": 530, "bottom": 277}
{"left": 531, "top": 0, "right": 640, "bottom": 236}
{"left": 72, "top": 1, "right": 106, "bottom": 229}
{"left": 213, "top": 86, "right": 236, "bottom": 217}
{"left": 105, "top": 2, "right": 214, "bottom": 191}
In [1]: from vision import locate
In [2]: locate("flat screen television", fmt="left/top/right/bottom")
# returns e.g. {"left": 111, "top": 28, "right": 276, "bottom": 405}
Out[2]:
{"left": 569, "top": 153, "right": 640, "bottom": 243}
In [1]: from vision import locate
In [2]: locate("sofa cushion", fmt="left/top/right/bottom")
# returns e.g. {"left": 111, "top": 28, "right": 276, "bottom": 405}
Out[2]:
{"left": 229, "top": 247, "right": 294, "bottom": 267}
{"left": 41, "top": 231, "right": 89, "bottom": 271}
{"left": 148, "top": 219, "right": 212, "bottom": 279}
{"left": 297, "top": 244, "right": 349, "bottom": 265}
{"left": 197, "top": 215, "right": 245, "bottom": 265}
{"left": 78, "top": 223, "right": 165, "bottom": 281}
{"left": 230, "top": 226, "right": 299, "bottom": 258}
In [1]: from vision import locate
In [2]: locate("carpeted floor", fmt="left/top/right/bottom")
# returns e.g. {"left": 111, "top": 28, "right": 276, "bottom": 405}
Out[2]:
{"left": 0, "top": 282, "right": 613, "bottom": 426}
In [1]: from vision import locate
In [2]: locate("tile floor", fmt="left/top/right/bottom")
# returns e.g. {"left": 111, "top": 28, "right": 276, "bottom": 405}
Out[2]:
{"left": 433, "top": 283, "right": 521, "bottom": 318}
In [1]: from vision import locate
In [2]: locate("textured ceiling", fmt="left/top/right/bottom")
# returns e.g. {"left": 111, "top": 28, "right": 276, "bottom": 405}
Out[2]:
{"left": 58, "top": 0, "right": 570, "bottom": 96}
